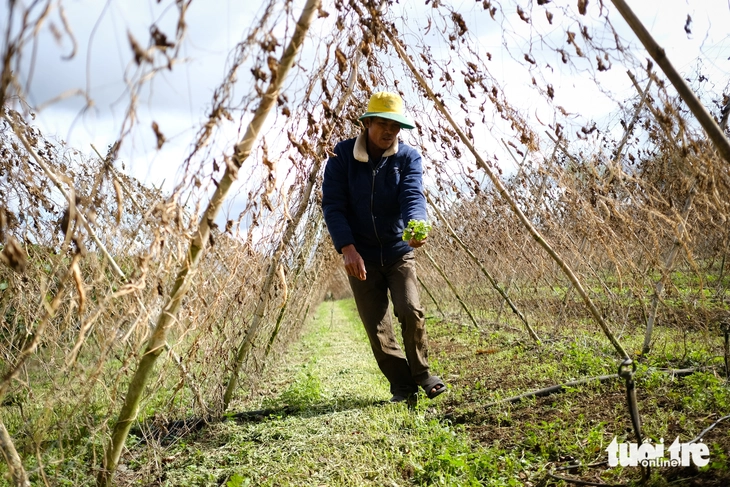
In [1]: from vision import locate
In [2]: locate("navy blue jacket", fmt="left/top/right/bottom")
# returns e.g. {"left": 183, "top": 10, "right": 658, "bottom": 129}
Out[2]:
{"left": 322, "top": 133, "right": 428, "bottom": 266}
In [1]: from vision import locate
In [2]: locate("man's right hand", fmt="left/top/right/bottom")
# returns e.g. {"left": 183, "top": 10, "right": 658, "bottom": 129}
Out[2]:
{"left": 341, "top": 244, "right": 366, "bottom": 281}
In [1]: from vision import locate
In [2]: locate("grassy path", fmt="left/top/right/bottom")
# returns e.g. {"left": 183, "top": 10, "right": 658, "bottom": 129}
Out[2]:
{"left": 156, "top": 299, "right": 511, "bottom": 487}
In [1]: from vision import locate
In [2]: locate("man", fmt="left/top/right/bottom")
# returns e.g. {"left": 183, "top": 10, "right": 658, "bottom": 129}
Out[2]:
{"left": 322, "top": 91, "right": 446, "bottom": 403}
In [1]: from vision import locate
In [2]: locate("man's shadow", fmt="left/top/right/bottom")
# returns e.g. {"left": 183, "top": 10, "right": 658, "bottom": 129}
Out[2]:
{"left": 132, "top": 396, "right": 390, "bottom": 446}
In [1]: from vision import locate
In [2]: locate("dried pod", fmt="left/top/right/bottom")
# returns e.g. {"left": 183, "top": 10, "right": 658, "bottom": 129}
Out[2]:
{"left": 0, "top": 236, "right": 27, "bottom": 273}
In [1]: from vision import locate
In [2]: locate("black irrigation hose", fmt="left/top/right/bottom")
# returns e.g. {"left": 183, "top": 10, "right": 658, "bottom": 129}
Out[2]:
{"left": 483, "top": 374, "right": 619, "bottom": 408}
{"left": 482, "top": 367, "right": 707, "bottom": 408}
{"left": 689, "top": 414, "right": 730, "bottom": 444}
{"left": 547, "top": 471, "right": 628, "bottom": 487}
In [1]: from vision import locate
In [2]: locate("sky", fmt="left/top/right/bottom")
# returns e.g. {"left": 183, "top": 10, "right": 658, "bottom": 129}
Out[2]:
{"left": 9, "top": 1, "right": 262, "bottom": 188}
{"left": 393, "top": 0, "right": 730, "bottom": 176}
{"left": 4, "top": 0, "right": 730, "bottom": 210}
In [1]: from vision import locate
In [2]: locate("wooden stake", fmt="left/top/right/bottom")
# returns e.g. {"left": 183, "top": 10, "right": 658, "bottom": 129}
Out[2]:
{"left": 423, "top": 249, "right": 482, "bottom": 331}
{"left": 642, "top": 181, "right": 697, "bottom": 354}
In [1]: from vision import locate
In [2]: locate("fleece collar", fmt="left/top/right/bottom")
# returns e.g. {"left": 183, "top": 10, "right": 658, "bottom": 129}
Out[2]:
{"left": 353, "top": 132, "right": 398, "bottom": 162}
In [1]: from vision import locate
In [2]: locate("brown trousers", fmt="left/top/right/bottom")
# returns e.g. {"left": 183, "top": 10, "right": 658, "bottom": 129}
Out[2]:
{"left": 348, "top": 252, "right": 430, "bottom": 396}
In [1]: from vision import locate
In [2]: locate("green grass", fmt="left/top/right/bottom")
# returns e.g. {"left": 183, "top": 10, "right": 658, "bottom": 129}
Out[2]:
{"left": 136, "top": 298, "right": 730, "bottom": 486}
{"left": 426, "top": 309, "right": 730, "bottom": 487}
{"left": 123, "top": 300, "right": 533, "bottom": 487}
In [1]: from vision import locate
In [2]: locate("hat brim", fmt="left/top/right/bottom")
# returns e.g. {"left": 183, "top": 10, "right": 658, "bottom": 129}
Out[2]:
{"left": 359, "top": 111, "right": 415, "bottom": 130}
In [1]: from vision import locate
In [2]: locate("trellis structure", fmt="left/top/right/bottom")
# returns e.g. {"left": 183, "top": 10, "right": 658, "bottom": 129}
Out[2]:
{"left": 0, "top": 0, "right": 728, "bottom": 485}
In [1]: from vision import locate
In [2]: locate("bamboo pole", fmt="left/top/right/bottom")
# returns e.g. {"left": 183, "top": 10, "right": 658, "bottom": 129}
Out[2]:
{"left": 496, "top": 140, "right": 559, "bottom": 322}
{"left": 717, "top": 94, "right": 730, "bottom": 294}
{"left": 613, "top": 76, "right": 653, "bottom": 164}
{"left": 624, "top": 71, "right": 700, "bottom": 354}
{"left": 642, "top": 181, "right": 696, "bottom": 354}
{"left": 136, "top": 298, "right": 209, "bottom": 412}
{"left": 0, "top": 418, "right": 29, "bottom": 487}
{"left": 264, "top": 217, "right": 322, "bottom": 358}
{"left": 222, "top": 42, "right": 361, "bottom": 411}
{"left": 426, "top": 193, "right": 539, "bottom": 342}
{"left": 96, "top": 2, "right": 321, "bottom": 484}
{"left": 494, "top": 280, "right": 512, "bottom": 322}
{"left": 626, "top": 71, "right": 678, "bottom": 145}
{"left": 417, "top": 275, "right": 445, "bottom": 319}
{"left": 385, "top": 29, "right": 629, "bottom": 359}
{"left": 609, "top": 0, "right": 730, "bottom": 164}
{"left": 423, "top": 249, "right": 482, "bottom": 331}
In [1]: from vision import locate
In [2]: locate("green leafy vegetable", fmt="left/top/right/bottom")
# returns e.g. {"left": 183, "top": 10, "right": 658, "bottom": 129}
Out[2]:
{"left": 402, "top": 219, "right": 432, "bottom": 242}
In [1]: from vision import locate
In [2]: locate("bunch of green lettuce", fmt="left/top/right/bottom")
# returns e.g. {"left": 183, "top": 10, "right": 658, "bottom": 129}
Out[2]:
{"left": 402, "top": 219, "right": 432, "bottom": 242}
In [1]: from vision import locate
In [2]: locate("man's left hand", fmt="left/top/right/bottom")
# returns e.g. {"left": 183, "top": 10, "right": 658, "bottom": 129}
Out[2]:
{"left": 408, "top": 236, "right": 427, "bottom": 248}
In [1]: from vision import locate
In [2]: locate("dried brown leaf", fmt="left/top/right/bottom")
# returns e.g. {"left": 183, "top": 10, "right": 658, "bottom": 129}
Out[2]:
{"left": 152, "top": 121, "right": 166, "bottom": 149}
{"left": 0, "top": 236, "right": 27, "bottom": 273}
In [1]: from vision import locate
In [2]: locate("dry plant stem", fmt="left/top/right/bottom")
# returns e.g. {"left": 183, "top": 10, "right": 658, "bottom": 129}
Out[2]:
{"left": 0, "top": 418, "right": 29, "bottom": 487}
{"left": 642, "top": 181, "right": 697, "bottom": 354}
{"left": 90, "top": 144, "right": 145, "bottom": 214}
{"left": 426, "top": 192, "right": 539, "bottom": 342}
{"left": 265, "top": 246, "right": 306, "bottom": 358}
{"left": 97, "top": 2, "right": 321, "bottom": 485}
{"left": 627, "top": 71, "right": 677, "bottom": 144}
{"left": 165, "top": 336, "right": 208, "bottom": 413}
{"left": 614, "top": 75, "right": 653, "bottom": 164}
{"left": 4, "top": 112, "right": 127, "bottom": 280}
{"left": 423, "top": 249, "right": 481, "bottom": 331}
{"left": 385, "top": 31, "right": 629, "bottom": 360}
{"left": 609, "top": 0, "right": 730, "bottom": 163}
{"left": 222, "top": 39, "right": 359, "bottom": 410}
{"left": 0, "top": 255, "right": 77, "bottom": 402}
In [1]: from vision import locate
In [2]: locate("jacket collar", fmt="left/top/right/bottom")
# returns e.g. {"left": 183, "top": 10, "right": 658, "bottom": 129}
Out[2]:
{"left": 354, "top": 132, "right": 398, "bottom": 162}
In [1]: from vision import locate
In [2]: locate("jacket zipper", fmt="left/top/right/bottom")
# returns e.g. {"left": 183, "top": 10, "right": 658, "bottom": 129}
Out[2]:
{"left": 370, "top": 156, "right": 388, "bottom": 266}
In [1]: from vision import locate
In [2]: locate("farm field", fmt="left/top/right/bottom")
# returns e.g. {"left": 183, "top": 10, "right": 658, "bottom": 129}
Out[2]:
{"left": 102, "top": 298, "right": 729, "bottom": 487}
{"left": 2, "top": 1, "right": 730, "bottom": 486}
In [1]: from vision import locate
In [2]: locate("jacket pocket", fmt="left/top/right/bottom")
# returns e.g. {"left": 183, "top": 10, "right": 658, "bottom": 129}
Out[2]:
{"left": 387, "top": 166, "right": 401, "bottom": 187}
